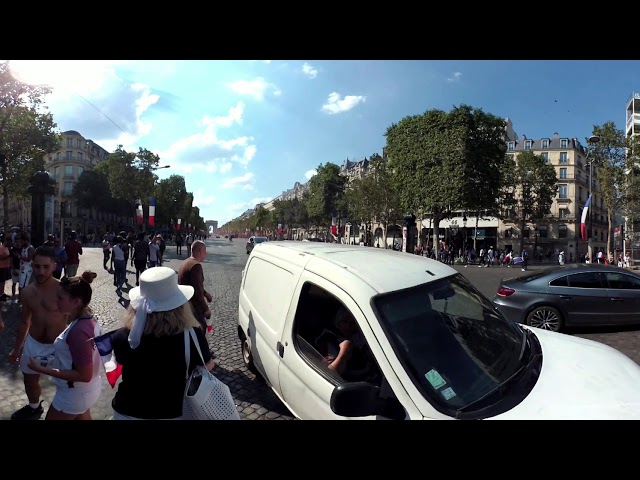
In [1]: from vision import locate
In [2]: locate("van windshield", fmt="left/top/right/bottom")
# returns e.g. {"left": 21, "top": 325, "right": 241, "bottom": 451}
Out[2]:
{"left": 372, "top": 273, "right": 527, "bottom": 416}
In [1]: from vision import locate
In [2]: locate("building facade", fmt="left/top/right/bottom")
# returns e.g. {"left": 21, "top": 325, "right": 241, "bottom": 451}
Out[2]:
{"left": 499, "top": 132, "right": 607, "bottom": 261}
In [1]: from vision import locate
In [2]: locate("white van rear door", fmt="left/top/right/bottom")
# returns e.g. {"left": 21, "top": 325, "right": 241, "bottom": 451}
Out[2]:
{"left": 240, "top": 255, "right": 299, "bottom": 398}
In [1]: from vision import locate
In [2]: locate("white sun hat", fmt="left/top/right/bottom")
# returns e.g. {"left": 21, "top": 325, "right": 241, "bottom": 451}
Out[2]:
{"left": 127, "top": 267, "right": 195, "bottom": 348}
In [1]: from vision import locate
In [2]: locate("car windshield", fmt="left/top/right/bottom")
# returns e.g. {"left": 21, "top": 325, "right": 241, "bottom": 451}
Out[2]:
{"left": 372, "top": 273, "right": 526, "bottom": 416}
{"left": 254, "top": 237, "right": 268, "bottom": 244}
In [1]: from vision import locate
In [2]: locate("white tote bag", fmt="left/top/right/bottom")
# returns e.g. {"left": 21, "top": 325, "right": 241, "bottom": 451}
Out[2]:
{"left": 182, "top": 328, "right": 240, "bottom": 420}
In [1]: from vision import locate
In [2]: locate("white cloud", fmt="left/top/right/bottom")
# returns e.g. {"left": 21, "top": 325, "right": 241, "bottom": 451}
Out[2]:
{"left": 8, "top": 60, "right": 161, "bottom": 151}
{"left": 321, "top": 92, "right": 366, "bottom": 115}
{"left": 226, "top": 77, "right": 280, "bottom": 101}
{"left": 161, "top": 101, "right": 257, "bottom": 173}
{"left": 301, "top": 62, "right": 318, "bottom": 79}
{"left": 447, "top": 72, "right": 463, "bottom": 83}
{"left": 305, "top": 169, "right": 317, "bottom": 180}
{"left": 220, "top": 172, "right": 255, "bottom": 189}
{"left": 193, "top": 188, "right": 216, "bottom": 208}
{"left": 221, "top": 196, "right": 273, "bottom": 225}
{"left": 242, "top": 184, "right": 254, "bottom": 191}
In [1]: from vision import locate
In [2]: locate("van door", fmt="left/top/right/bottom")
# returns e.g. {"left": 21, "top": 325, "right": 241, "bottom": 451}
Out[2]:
{"left": 239, "top": 255, "right": 299, "bottom": 399}
{"left": 277, "top": 271, "right": 419, "bottom": 420}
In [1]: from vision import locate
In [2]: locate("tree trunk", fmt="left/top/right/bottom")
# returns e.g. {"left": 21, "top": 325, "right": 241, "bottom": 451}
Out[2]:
{"left": 607, "top": 213, "right": 614, "bottom": 258}
{"left": 432, "top": 215, "right": 442, "bottom": 257}
{"left": 1, "top": 156, "right": 8, "bottom": 234}
{"left": 519, "top": 215, "right": 526, "bottom": 255}
{"left": 383, "top": 221, "right": 388, "bottom": 249}
{"left": 474, "top": 212, "right": 479, "bottom": 253}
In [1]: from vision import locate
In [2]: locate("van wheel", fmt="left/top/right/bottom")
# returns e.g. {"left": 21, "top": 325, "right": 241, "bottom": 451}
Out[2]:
{"left": 242, "top": 338, "right": 258, "bottom": 374}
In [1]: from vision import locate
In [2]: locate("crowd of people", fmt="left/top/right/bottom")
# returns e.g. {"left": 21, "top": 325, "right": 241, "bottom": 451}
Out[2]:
{"left": 0, "top": 228, "right": 221, "bottom": 420}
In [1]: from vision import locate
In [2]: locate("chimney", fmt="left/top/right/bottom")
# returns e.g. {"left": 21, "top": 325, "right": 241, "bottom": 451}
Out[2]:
{"left": 553, "top": 132, "right": 559, "bottom": 139}
{"left": 521, "top": 134, "right": 527, "bottom": 141}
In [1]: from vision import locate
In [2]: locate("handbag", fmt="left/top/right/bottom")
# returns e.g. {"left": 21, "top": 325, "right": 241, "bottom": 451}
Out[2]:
{"left": 182, "top": 328, "right": 240, "bottom": 420}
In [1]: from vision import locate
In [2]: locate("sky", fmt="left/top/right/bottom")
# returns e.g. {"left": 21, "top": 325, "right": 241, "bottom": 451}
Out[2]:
{"left": 6, "top": 60, "right": 640, "bottom": 226}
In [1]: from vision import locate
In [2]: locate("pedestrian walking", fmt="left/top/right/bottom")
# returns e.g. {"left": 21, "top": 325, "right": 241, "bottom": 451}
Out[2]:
{"left": 178, "top": 240, "right": 213, "bottom": 332}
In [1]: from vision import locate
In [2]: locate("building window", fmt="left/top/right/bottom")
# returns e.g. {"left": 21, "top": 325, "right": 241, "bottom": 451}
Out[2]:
{"left": 78, "top": 167, "right": 84, "bottom": 177}
{"left": 56, "top": 152, "right": 61, "bottom": 161}
{"left": 66, "top": 151, "right": 72, "bottom": 161}
{"left": 504, "top": 228, "right": 513, "bottom": 238}
{"left": 65, "top": 165, "right": 73, "bottom": 177}
{"left": 561, "top": 139, "right": 568, "bottom": 148}
{"left": 63, "top": 182, "right": 73, "bottom": 195}
{"left": 541, "top": 152, "right": 549, "bottom": 163}
{"left": 66, "top": 138, "right": 73, "bottom": 147}
{"left": 559, "top": 152, "right": 568, "bottom": 163}
{"left": 523, "top": 228, "right": 530, "bottom": 238}
{"left": 539, "top": 226, "right": 548, "bottom": 238}
{"left": 77, "top": 139, "right": 82, "bottom": 148}
{"left": 54, "top": 166, "right": 59, "bottom": 179}
{"left": 559, "top": 184, "right": 568, "bottom": 199}
{"left": 559, "top": 224, "right": 568, "bottom": 238}
{"left": 507, "top": 142, "right": 515, "bottom": 151}
{"left": 560, "top": 208, "right": 570, "bottom": 219}
{"left": 525, "top": 140, "right": 532, "bottom": 150}
{"left": 579, "top": 187, "right": 583, "bottom": 201}
{"left": 78, "top": 152, "right": 83, "bottom": 162}
{"left": 559, "top": 167, "right": 567, "bottom": 179}
{"left": 541, "top": 139, "right": 549, "bottom": 148}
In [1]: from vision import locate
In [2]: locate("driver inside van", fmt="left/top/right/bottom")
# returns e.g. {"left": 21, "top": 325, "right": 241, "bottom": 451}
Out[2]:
{"left": 318, "top": 307, "right": 380, "bottom": 384}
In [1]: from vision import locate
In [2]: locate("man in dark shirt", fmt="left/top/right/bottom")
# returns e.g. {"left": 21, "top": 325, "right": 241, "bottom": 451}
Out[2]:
{"left": 132, "top": 233, "right": 150, "bottom": 286}
{"left": 64, "top": 231, "right": 83, "bottom": 277}
{"left": 177, "top": 240, "right": 212, "bottom": 331}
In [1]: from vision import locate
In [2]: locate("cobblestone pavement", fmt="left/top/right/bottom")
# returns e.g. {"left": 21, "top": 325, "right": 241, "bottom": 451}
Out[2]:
{"left": 0, "top": 238, "right": 294, "bottom": 420}
{"left": 1, "top": 246, "right": 638, "bottom": 420}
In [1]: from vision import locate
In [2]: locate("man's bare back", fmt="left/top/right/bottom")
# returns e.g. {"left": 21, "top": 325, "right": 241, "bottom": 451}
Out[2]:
{"left": 20, "top": 276, "right": 66, "bottom": 344}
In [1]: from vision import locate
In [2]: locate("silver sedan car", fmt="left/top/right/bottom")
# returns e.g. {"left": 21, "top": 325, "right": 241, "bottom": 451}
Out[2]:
{"left": 492, "top": 263, "right": 640, "bottom": 332}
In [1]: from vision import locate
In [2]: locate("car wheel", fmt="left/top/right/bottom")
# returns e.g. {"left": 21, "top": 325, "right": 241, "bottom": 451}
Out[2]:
{"left": 242, "top": 337, "right": 258, "bottom": 374}
{"left": 526, "top": 305, "right": 564, "bottom": 332}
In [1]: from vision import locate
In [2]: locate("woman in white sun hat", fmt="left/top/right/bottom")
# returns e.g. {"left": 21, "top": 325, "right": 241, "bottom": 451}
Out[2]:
{"left": 110, "top": 266, "right": 216, "bottom": 420}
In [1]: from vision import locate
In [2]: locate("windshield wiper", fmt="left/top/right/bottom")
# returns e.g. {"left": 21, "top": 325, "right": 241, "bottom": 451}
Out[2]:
{"left": 518, "top": 328, "right": 530, "bottom": 362}
{"left": 455, "top": 352, "right": 542, "bottom": 418}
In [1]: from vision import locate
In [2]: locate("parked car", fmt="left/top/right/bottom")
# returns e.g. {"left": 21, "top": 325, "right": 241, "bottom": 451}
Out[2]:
{"left": 493, "top": 263, "right": 640, "bottom": 332}
{"left": 246, "top": 236, "right": 268, "bottom": 254}
{"left": 237, "top": 242, "right": 640, "bottom": 420}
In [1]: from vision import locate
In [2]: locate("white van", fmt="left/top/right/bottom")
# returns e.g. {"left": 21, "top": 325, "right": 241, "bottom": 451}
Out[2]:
{"left": 237, "top": 242, "right": 640, "bottom": 420}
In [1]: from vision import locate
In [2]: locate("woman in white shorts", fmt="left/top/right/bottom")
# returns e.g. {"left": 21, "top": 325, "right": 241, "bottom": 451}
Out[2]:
{"left": 27, "top": 270, "right": 103, "bottom": 420}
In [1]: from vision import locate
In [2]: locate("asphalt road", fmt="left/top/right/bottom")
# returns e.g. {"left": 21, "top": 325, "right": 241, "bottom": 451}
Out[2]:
{"left": 1, "top": 239, "right": 638, "bottom": 420}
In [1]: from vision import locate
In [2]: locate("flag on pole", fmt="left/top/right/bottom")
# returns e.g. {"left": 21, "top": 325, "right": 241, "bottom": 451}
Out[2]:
{"left": 93, "top": 330, "right": 123, "bottom": 388}
{"left": 177, "top": 218, "right": 181, "bottom": 230}
{"left": 148, "top": 197, "right": 156, "bottom": 227}
{"left": 581, "top": 194, "right": 591, "bottom": 240}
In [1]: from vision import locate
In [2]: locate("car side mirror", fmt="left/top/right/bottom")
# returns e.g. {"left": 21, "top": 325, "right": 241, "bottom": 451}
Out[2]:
{"left": 330, "top": 382, "right": 405, "bottom": 420}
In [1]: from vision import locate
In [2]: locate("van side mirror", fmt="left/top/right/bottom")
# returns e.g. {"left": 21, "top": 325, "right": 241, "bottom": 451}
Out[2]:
{"left": 330, "top": 382, "right": 405, "bottom": 420}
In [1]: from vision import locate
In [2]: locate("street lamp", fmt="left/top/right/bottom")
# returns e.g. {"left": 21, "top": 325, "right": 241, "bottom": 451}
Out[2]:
{"left": 587, "top": 135, "right": 601, "bottom": 263}
{"left": 463, "top": 214, "right": 467, "bottom": 263}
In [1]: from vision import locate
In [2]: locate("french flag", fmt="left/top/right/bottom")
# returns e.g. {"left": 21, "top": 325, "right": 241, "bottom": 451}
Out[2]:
{"left": 93, "top": 330, "right": 123, "bottom": 388}
{"left": 581, "top": 194, "right": 591, "bottom": 240}
{"left": 148, "top": 197, "right": 156, "bottom": 227}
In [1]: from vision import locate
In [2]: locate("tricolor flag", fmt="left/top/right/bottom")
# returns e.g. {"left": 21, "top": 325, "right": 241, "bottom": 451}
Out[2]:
{"left": 136, "top": 199, "right": 144, "bottom": 225}
{"left": 148, "top": 197, "right": 156, "bottom": 227}
{"left": 177, "top": 218, "right": 181, "bottom": 230}
{"left": 581, "top": 194, "right": 592, "bottom": 240}
{"left": 93, "top": 330, "right": 123, "bottom": 388}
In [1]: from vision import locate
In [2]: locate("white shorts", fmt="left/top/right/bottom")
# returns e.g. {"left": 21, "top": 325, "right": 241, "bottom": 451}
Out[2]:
{"left": 52, "top": 383, "right": 102, "bottom": 415}
{"left": 20, "top": 334, "right": 55, "bottom": 375}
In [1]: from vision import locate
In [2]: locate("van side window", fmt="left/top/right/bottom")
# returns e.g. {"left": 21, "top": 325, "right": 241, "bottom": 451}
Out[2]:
{"left": 292, "top": 282, "right": 383, "bottom": 387}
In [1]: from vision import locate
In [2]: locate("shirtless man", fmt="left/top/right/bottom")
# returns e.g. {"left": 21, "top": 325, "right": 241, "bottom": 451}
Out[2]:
{"left": 8, "top": 246, "right": 67, "bottom": 420}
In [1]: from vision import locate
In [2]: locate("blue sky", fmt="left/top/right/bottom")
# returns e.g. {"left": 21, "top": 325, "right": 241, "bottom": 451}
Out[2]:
{"left": 7, "top": 60, "right": 640, "bottom": 225}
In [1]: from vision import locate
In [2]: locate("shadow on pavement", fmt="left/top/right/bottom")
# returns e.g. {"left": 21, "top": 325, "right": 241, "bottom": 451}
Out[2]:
{"left": 213, "top": 364, "right": 293, "bottom": 417}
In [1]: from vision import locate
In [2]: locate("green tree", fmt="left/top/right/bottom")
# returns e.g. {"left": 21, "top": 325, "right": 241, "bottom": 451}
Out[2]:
{"left": 364, "top": 153, "right": 401, "bottom": 247}
{"left": 0, "top": 62, "right": 60, "bottom": 232}
{"left": 253, "top": 206, "right": 270, "bottom": 232}
{"left": 154, "top": 175, "right": 188, "bottom": 228}
{"left": 306, "top": 162, "right": 347, "bottom": 237}
{"left": 385, "top": 108, "right": 467, "bottom": 254}
{"left": 73, "top": 170, "right": 115, "bottom": 212}
{"left": 590, "top": 122, "right": 626, "bottom": 257}
{"left": 502, "top": 150, "right": 558, "bottom": 254}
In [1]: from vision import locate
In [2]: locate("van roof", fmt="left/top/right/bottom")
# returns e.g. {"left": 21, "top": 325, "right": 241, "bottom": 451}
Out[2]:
{"left": 256, "top": 242, "right": 458, "bottom": 293}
